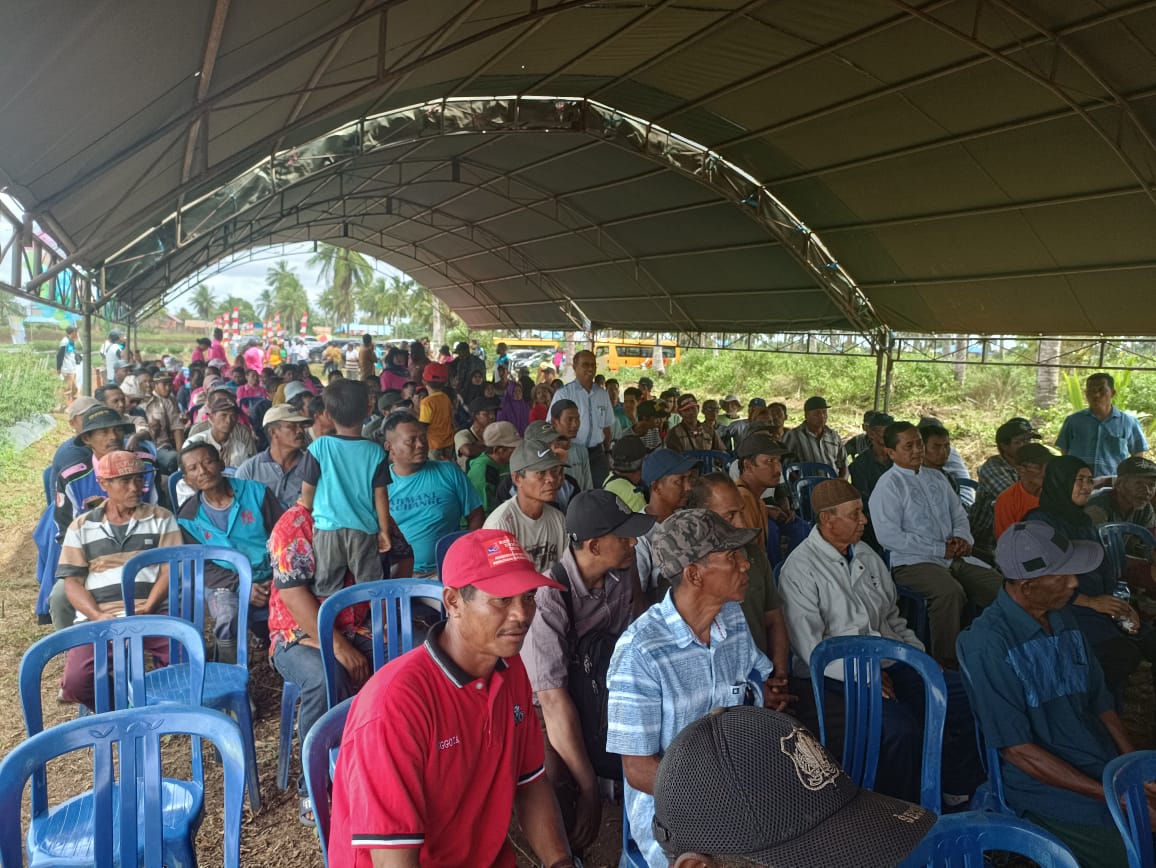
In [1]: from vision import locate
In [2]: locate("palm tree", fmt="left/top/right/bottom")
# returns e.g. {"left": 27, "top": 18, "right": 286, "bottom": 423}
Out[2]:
{"left": 190, "top": 283, "right": 216, "bottom": 320}
{"left": 308, "top": 243, "right": 373, "bottom": 332}
{"left": 265, "top": 260, "right": 310, "bottom": 327}
{"left": 256, "top": 288, "right": 274, "bottom": 320}
{"left": 221, "top": 295, "right": 256, "bottom": 324}
{"left": 357, "top": 275, "right": 414, "bottom": 328}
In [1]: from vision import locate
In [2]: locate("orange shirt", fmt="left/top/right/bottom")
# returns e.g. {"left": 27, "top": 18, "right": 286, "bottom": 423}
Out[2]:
{"left": 735, "top": 479, "right": 768, "bottom": 552}
{"left": 419, "top": 390, "right": 454, "bottom": 449}
{"left": 994, "top": 481, "right": 1040, "bottom": 539}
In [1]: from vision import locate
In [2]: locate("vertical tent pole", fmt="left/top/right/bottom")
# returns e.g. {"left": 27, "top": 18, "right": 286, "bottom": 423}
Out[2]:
{"left": 882, "top": 332, "right": 896, "bottom": 413}
{"left": 873, "top": 332, "right": 885, "bottom": 410}
{"left": 82, "top": 296, "right": 93, "bottom": 397}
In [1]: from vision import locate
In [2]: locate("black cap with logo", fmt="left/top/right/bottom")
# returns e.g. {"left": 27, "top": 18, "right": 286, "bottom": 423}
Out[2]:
{"left": 653, "top": 706, "right": 934, "bottom": 867}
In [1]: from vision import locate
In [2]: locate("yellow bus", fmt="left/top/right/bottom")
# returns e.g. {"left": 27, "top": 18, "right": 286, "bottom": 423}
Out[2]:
{"left": 595, "top": 339, "right": 680, "bottom": 372}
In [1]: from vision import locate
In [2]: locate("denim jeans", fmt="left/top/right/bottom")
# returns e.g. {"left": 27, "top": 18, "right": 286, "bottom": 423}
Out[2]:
{"left": 207, "top": 587, "right": 269, "bottom": 643}
{"left": 272, "top": 632, "right": 376, "bottom": 786}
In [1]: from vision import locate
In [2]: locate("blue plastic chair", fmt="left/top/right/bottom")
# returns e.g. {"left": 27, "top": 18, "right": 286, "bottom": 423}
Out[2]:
{"left": 1098, "top": 521, "right": 1156, "bottom": 580}
{"left": 0, "top": 706, "right": 245, "bottom": 868}
{"left": 317, "top": 579, "right": 445, "bottom": 708}
{"left": 167, "top": 469, "right": 183, "bottom": 510}
{"left": 277, "top": 678, "right": 302, "bottom": 791}
{"left": 810, "top": 635, "right": 947, "bottom": 811}
{"left": 783, "top": 461, "right": 837, "bottom": 485}
{"left": 955, "top": 641, "right": 1013, "bottom": 815}
{"left": 1103, "top": 750, "right": 1156, "bottom": 868}
{"left": 121, "top": 545, "right": 262, "bottom": 811}
{"left": 17, "top": 616, "right": 209, "bottom": 868}
{"left": 303, "top": 697, "right": 354, "bottom": 868}
{"left": 793, "top": 475, "right": 830, "bottom": 523}
{"left": 435, "top": 529, "right": 470, "bottom": 579}
{"left": 684, "top": 449, "right": 731, "bottom": 475}
{"left": 896, "top": 585, "right": 932, "bottom": 650}
{"left": 622, "top": 801, "right": 649, "bottom": 868}
{"left": 43, "top": 466, "right": 53, "bottom": 506}
{"left": 899, "top": 811, "right": 1079, "bottom": 867}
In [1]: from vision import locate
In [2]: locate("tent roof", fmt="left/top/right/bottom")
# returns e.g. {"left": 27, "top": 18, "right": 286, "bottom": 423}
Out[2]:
{"left": 3, "top": 0, "right": 1156, "bottom": 336}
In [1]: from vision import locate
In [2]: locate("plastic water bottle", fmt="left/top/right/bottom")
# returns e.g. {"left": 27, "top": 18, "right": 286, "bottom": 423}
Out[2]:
{"left": 1113, "top": 581, "right": 1137, "bottom": 633}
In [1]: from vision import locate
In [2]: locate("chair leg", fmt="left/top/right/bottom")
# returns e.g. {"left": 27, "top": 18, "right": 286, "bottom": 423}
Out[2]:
{"left": 277, "top": 680, "right": 301, "bottom": 792}
{"left": 231, "top": 690, "right": 263, "bottom": 812}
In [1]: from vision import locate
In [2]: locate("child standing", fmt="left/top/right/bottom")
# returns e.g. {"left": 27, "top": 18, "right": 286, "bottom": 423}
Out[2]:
{"left": 298, "top": 378, "right": 392, "bottom": 595}
{"left": 419, "top": 362, "right": 455, "bottom": 461}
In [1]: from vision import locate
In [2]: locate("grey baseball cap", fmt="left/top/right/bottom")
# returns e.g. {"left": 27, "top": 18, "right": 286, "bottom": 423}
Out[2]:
{"left": 995, "top": 521, "right": 1103, "bottom": 580}
{"left": 651, "top": 508, "right": 756, "bottom": 578}
{"left": 510, "top": 440, "right": 566, "bottom": 474}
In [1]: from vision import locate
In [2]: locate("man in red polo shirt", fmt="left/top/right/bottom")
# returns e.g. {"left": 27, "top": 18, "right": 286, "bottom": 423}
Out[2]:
{"left": 328, "top": 529, "right": 578, "bottom": 868}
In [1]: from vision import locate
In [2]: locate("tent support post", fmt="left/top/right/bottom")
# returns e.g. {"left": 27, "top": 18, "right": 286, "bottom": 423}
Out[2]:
{"left": 873, "top": 339, "right": 885, "bottom": 410}
{"left": 881, "top": 333, "right": 896, "bottom": 413}
{"left": 83, "top": 304, "right": 93, "bottom": 397}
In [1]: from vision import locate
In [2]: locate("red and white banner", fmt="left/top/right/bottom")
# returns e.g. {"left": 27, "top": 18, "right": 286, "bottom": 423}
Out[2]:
{"left": 300, "top": 312, "right": 308, "bottom": 336}
{"left": 274, "top": 312, "right": 283, "bottom": 340}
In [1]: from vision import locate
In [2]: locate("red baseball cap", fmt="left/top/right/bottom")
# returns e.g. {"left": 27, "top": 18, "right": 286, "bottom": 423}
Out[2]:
{"left": 442, "top": 530, "right": 565, "bottom": 597}
{"left": 423, "top": 362, "right": 449, "bottom": 384}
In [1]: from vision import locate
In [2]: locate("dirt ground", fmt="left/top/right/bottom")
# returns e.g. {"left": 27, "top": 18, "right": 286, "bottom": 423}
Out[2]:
{"left": 0, "top": 420, "right": 625, "bottom": 867}
{"left": 1, "top": 421, "right": 1151, "bottom": 867}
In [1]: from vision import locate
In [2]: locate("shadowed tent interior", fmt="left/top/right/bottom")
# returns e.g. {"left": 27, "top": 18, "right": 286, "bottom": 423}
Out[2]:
{"left": 3, "top": 0, "right": 1156, "bottom": 338}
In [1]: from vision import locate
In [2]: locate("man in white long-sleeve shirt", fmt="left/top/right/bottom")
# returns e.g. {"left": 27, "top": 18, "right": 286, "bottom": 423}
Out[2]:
{"left": 868, "top": 421, "right": 1002, "bottom": 663}
{"left": 779, "top": 478, "right": 982, "bottom": 806}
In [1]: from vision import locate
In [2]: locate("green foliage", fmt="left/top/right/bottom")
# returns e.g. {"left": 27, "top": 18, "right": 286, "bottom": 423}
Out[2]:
{"left": 219, "top": 295, "right": 256, "bottom": 323}
{"left": 309, "top": 244, "right": 373, "bottom": 331}
{"left": 963, "top": 365, "right": 1033, "bottom": 410}
{"left": 0, "top": 350, "right": 57, "bottom": 430}
{"left": 264, "top": 260, "right": 310, "bottom": 326}
{"left": 190, "top": 284, "right": 217, "bottom": 320}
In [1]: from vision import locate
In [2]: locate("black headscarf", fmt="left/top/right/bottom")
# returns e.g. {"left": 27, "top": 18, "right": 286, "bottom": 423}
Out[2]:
{"left": 1037, "top": 455, "right": 1093, "bottom": 528}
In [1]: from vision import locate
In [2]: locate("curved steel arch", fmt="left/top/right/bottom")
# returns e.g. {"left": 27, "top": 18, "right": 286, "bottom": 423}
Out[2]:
{"left": 102, "top": 95, "right": 883, "bottom": 337}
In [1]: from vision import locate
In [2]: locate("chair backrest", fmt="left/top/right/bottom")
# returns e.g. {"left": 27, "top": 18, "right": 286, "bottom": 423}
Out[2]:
{"left": 684, "top": 449, "right": 732, "bottom": 475}
{"left": 1103, "top": 750, "right": 1156, "bottom": 868}
{"left": 793, "top": 475, "right": 831, "bottom": 523}
{"left": 1097, "top": 521, "right": 1156, "bottom": 579}
{"left": 435, "top": 529, "right": 470, "bottom": 579}
{"left": 810, "top": 635, "right": 947, "bottom": 811}
{"left": 0, "top": 706, "right": 245, "bottom": 868}
{"left": 955, "top": 641, "right": 1012, "bottom": 815}
{"left": 167, "top": 469, "right": 183, "bottom": 510}
{"left": 303, "top": 697, "right": 353, "bottom": 866}
{"left": 317, "top": 579, "right": 445, "bottom": 708}
{"left": 899, "top": 812, "right": 1079, "bottom": 867}
{"left": 18, "top": 615, "right": 207, "bottom": 818}
{"left": 121, "top": 545, "right": 253, "bottom": 668}
{"left": 43, "top": 466, "right": 53, "bottom": 507}
{"left": 783, "top": 461, "right": 837, "bottom": 485}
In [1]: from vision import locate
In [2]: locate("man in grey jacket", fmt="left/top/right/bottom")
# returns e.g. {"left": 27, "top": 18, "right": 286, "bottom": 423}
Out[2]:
{"left": 779, "top": 479, "right": 981, "bottom": 807}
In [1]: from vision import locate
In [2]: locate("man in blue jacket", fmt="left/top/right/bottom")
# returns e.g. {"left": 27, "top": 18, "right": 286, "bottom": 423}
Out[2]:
{"left": 177, "top": 441, "right": 283, "bottom": 662}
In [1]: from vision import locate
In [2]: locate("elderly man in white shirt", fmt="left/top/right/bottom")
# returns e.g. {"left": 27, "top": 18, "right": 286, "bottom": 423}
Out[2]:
{"left": 867, "top": 421, "right": 1002, "bottom": 664}
{"left": 780, "top": 478, "right": 982, "bottom": 806}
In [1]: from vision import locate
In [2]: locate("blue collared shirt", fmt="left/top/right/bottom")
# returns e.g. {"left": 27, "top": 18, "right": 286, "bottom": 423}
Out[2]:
{"left": 1057, "top": 406, "right": 1147, "bottom": 478}
{"left": 957, "top": 589, "right": 1118, "bottom": 824}
{"left": 606, "top": 591, "right": 771, "bottom": 868}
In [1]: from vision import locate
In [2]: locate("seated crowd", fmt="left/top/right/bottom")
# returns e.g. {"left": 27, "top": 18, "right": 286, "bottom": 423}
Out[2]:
{"left": 33, "top": 330, "right": 1156, "bottom": 867}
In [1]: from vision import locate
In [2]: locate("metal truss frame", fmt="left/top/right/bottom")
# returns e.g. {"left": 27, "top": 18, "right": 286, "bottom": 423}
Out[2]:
{"left": 92, "top": 96, "right": 884, "bottom": 345}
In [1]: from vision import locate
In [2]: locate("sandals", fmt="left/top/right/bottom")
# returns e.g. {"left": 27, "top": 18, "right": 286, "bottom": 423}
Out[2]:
{"left": 298, "top": 794, "right": 315, "bottom": 827}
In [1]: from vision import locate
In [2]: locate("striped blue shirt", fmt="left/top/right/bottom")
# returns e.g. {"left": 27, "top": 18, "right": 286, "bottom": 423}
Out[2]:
{"left": 606, "top": 591, "right": 771, "bottom": 868}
